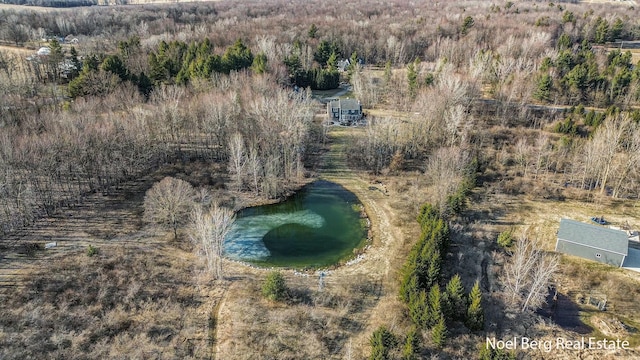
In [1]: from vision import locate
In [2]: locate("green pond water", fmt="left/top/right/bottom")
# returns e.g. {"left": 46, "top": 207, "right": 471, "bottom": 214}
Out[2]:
{"left": 223, "top": 180, "right": 368, "bottom": 268}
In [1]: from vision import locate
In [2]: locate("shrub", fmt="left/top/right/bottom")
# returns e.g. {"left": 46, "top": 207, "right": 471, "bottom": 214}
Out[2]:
{"left": 497, "top": 231, "right": 513, "bottom": 248}
{"left": 262, "top": 271, "right": 287, "bottom": 302}
{"left": 87, "top": 245, "right": 99, "bottom": 257}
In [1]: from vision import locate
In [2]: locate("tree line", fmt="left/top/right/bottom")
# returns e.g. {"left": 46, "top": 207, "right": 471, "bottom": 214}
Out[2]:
{"left": 370, "top": 203, "right": 484, "bottom": 358}
{"left": 0, "top": 72, "right": 315, "bottom": 235}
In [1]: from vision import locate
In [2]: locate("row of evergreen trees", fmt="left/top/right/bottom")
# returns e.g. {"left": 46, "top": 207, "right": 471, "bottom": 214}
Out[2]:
{"left": 281, "top": 37, "right": 361, "bottom": 90}
{"left": 67, "top": 34, "right": 345, "bottom": 99}
{"left": 401, "top": 205, "right": 483, "bottom": 343}
{"left": 284, "top": 45, "right": 340, "bottom": 90}
{"left": 371, "top": 203, "right": 485, "bottom": 359}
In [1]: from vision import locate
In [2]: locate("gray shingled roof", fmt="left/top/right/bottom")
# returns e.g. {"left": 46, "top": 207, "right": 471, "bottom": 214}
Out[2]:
{"left": 339, "top": 98, "right": 360, "bottom": 111}
{"left": 558, "top": 218, "right": 628, "bottom": 255}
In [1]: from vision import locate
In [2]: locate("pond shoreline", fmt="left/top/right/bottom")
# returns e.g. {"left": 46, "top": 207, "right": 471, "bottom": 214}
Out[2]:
{"left": 223, "top": 178, "right": 372, "bottom": 271}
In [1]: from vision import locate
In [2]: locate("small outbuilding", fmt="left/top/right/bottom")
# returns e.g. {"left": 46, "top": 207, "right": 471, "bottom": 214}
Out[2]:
{"left": 556, "top": 218, "right": 629, "bottom": 267}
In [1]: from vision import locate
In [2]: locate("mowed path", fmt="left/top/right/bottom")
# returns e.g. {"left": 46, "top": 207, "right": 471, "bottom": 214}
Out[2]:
{"left": 317, "top": 125, "right": 407, "bottom": 353}
{"left": 318, "top": 126, "right": 403, "bottom": 280}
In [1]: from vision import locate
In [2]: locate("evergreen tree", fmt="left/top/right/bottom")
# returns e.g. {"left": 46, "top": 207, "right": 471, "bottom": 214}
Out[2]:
{"left": 425, "top": 250, "right": 441, "bottom": 288}
{"left": 400, "top": 251, "right": 419, "bottom": 302}
{"left": 308, "top": 23, "right": 318, "bottom": 39}
{"left": 47, "top": 39, "right": 65, "bottom": 82}
{"left": 444, "top": 274, "right": 466, "bottom": 321}
{"left": 408, "top": 289, "right": 427, "bottom": 328}
{"left": 148, "top": 52, "right": 167, "bottom": 84}
{"left": 534, "top": 74, "right": 553, "bottom": 102}
{"left": 369, "top": 326, "right": 396, "bottom": 360}
{"left": 68, "top": 46, "right": 82, "bottom": 79}
{"left": 136, "top": 71, "right": 153, "bottom": 100}
{"left": 431, "top": 315, "right": 447, "bottom": 348}
{"left": 611, "top": 18, "right": 624, "bottom": 41}
{"left": 556, "top": 33, "right": 572, "bottom": 51}
{"left": 262, "top": 271, "right": 287, "bottom": 301}
{"left": 466, "top": 280, "right": 484, "bottom": 331}
{"left": 327, "top": 51, "right": 338, "bottom": 70}
{"left": 314, "top": 39, "right": 339, "bottom": 65}
{"left": 252, "top": 52, "right": 268, "bottom": 74}
{"left": 417, "top": 203, "right": 439, "bottom": 226}
{"left": 222, "top": 39, "right": 254, "bottom": 73}
{"left": 595, "top": 17, "right": 610, "bottom": 44}
{"left": 347, "top": 51, "right": 358, "bottom": 77}
{"left": 426, "top": 284, "right": 443, "bottom": 329}
{"left": 401, "top": 326, "right": 419, "bottom": 360}
{"left": 101, "top": 55, "right": 129, "bottom": 81}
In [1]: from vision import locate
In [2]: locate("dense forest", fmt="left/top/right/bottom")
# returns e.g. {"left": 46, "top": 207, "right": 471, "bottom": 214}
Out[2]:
{"left": 2, "top": 0, "right": 640, "bottom": 358}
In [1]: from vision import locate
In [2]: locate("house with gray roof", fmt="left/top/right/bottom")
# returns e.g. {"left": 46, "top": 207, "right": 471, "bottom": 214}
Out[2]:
{"left": 327, "top": 98, "right": 363, "bottom": 125}
{"left": 556, "top": 218, "right": 629, "bottom": 267}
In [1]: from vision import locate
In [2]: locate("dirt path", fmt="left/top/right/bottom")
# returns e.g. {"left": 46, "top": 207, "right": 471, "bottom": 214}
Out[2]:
{"left": 318, "top": 126, "right": 402, "bottom": 279}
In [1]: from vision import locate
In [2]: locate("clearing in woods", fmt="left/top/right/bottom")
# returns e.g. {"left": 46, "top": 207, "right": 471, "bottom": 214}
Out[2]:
{"left": 213, "top": 124, "right": 410, "bottom": 359}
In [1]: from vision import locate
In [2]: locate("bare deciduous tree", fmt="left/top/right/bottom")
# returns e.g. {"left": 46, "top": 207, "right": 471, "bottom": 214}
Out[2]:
{"left": 503, "top": 233, "right": 558, "bottom": 313}
{"left": 425, "top": 146, "right": 469, "bottom": 212}
{"left": 143, "top": 177, "right": 196, "bottom": 239}
{"left": 228, "top": 132, "right": 247, "bottom": 191}
{"left": 190, "top": 204, "right": 235, "bottom": 280}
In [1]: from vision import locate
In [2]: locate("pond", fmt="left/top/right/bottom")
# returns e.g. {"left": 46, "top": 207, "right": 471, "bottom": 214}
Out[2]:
{"left": 223, "top": 180, "right": 368, "bottom": 268}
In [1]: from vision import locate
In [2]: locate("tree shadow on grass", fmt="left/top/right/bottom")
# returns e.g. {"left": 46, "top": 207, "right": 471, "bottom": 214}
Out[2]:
{"left": 537, "top": 289, "right": 593, "bottom": 334}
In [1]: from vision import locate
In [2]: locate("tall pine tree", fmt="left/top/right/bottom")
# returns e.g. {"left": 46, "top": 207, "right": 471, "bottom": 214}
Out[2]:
{"left": 466, "top": 280, "right": 484, "bottom": 331}
{"left": 443, "top": 274, "right": 466, "bottom": 321}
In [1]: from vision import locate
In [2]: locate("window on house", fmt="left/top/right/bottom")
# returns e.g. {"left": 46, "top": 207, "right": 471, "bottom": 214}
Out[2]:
{"left": 595, "top": 253, "right": 602, "bottom": 258}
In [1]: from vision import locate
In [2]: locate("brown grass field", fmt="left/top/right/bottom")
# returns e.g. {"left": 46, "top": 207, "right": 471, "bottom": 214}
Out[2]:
{"left": 2, "top": 97, "right": 640, "bottom": 358}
